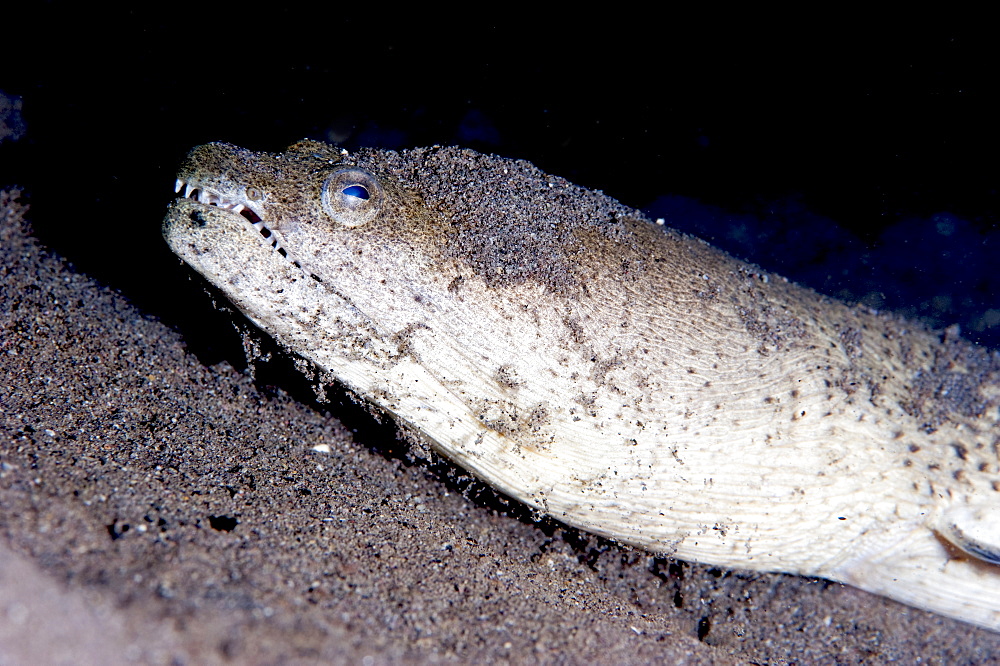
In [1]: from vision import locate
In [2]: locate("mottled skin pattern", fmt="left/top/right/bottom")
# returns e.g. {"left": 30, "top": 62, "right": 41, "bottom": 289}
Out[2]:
{"left": 163, "top": 140, "right": 1000, "bottom": 631}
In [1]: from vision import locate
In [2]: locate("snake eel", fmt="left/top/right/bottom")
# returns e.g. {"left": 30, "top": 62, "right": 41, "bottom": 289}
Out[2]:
{"left": 163, "top": 140, "right": 1000, "bottom": 631}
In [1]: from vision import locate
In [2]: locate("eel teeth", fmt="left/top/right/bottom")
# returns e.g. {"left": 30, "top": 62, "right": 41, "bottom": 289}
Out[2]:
{"left": 175, "top": 178, "right": 292, "bottom": 261}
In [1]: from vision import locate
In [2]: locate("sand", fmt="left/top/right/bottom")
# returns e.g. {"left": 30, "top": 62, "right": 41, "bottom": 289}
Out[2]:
{"left": 2, "top": 188, "right": 998, "bottom": 663}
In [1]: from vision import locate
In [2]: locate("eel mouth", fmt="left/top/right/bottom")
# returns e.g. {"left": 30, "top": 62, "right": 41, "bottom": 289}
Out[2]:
{"left": 174, "top": 178, "right": 290, "bottom": 259}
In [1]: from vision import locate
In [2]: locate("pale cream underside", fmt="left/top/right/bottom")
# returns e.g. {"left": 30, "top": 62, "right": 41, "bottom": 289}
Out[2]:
{"left": 166, "top": 200, "right": 1000, "bottom": 631}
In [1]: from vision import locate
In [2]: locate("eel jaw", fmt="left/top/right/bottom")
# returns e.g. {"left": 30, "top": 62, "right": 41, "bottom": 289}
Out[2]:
{"left": 173, "top": 178, "right": 295, "bottom": 262}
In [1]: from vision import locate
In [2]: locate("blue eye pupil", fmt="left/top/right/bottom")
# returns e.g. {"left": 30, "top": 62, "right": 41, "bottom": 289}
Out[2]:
{"left": 342, "top": 185, "right": 369, "bottom": 200}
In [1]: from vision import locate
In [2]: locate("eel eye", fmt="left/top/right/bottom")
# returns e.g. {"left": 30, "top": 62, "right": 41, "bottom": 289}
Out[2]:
{"left": 322, "top": 167, "right": 382, "bottom": 227}
{"left": 342, "top": 184, "right": 369, "bottom": 200}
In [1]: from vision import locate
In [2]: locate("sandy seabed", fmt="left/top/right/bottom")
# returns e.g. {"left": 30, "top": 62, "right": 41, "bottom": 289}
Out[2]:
{"left": 2, "top": 189, "right": 998, "bottom": 664}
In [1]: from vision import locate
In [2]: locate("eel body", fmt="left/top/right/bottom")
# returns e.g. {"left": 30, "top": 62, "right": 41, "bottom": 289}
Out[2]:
{"left": 163, "top": 140, "right": 1000, "bottom": 631}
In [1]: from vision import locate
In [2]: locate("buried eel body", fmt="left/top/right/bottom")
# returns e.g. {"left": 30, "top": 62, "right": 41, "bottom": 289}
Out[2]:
{"left": 163, "top": 140, "right": 1000, "bottom": 631}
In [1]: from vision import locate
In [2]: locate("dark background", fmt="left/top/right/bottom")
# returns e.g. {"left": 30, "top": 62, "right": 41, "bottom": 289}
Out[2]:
{"left": 3, "top": 9, "right": 998, "bottom": 349}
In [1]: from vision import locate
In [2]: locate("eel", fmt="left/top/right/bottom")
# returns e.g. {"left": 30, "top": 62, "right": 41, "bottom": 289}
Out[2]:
{"left": 162, "top": 139, "right": 1000, "bottom": 632}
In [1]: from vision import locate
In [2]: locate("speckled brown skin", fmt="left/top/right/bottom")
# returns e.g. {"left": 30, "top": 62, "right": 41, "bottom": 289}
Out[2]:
{"left": 164, "top": 140, "right": 1000, "bottom": 631}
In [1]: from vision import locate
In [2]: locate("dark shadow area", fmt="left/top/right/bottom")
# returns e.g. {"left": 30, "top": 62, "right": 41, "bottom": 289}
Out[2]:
{"left": 2, "top": 13, "right": 998, "bottom": 346}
